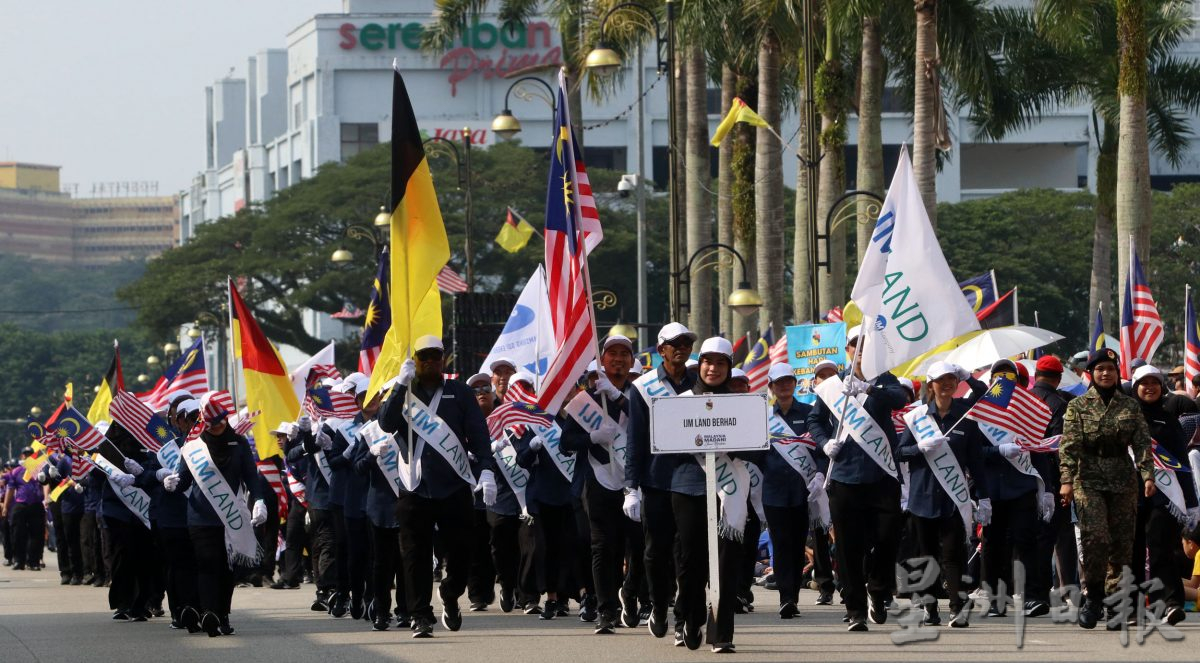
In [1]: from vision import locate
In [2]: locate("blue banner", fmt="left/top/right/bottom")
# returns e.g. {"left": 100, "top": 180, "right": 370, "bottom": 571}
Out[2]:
{"left": 785, "top": 323, "right": 847, "bottom": 404}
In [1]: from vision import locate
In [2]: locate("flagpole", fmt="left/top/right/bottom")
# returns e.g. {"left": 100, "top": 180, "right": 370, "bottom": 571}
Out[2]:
{"left": 226, "top": 278, "right": 240, "bottom": 409}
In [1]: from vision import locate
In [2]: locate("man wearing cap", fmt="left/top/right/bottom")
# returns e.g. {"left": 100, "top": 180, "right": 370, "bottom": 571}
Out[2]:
{"left": 4, "top": 448, "right": 46, "bottom": 571}
{"left": 378, "top": 335, "right": 496, "bottom": 638}
{"left": 807, "top": 360, "right": 841, "bottom": 607}
{"left": 285, "top": 401, "right": 339, "bottom": 612}
{"left": 806, "top": 326, "right": 908, "bottom": 631}
{"left": 274, "top": 422, "right": 310, "bottom": 591}
{"left": 626, "top": 322, "right": 697, "bottom": 640}
{"left": 761, "top": 362, "right": 826, "bottom": 619}
{"left": 326, "top": 373, "right": 375, "bottom": 620}
{"left": 1161, "top": 366, "right": 1199, "bottom": 419}
{"left": 152, "top": 399, "right": 202, "bottom": 630}
{"left": 491, "top": 358, "right": 517, "bottom": 401}
{"left": 463, "top": 372, "right": 499, "bottom": 613}
{"left": 562, "top": 334, "right": 642, "bottom": 633}
{"left": 1060, "top": 348, "right": 1156, "bottom": 629}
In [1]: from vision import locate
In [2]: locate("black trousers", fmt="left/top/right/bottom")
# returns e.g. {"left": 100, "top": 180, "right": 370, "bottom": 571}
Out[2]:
{"left": 1132, "top": 503, "right": 1185, "bottom": 609}
{"left": 672, "top": 492, "right": 739, "bottom": 644}
{"left": 489, "top": 510, "right": 539, "bottom": 604}
{"left": 765, "top": 503, "right": 810, "bottom": 605}
{"left": 331, "top": 505, "right": 349, "bottom": 594}
{"left": 255, "top": 496, "right": 280, "bottom": 579}
{"left": 1030, "top": 499, "right": 1078, "bottom": 602}
{"left": 158, "top": 526, "right": 199, "bottom": 620}
{"left": 466, "top": 508, "right": 496, "bottom": 605}
{"left": 190, "top": 525, "right": 235, "bottom": 618}
{"left": 827, "top": 479, "right": 902, "bottom": 621}
{"left": 913, "top": 513, "right": 968, "bottom": 613}
{"left": 50, "top": 501, "right": 67, "bottom": 576}
{"left": 307, "top": 507, "right": 338, "bottom": 592}
{"left": 570, "top": 497, "right": 592, "bottom": 601}
{"left": 59, "top": 510, "right": 83, "bottom": 579}
{"left": 641, "top": 486, "right": 677, "bottom": 619}
{"left": 624, "top": 509, "right": 649, "bottom": 605}
{"left": 584, "top": 479, "right": 631, "bottom": 619}
{"left": 531, "top": 500, "right": 573, "bottom": 597}
{"left": 1, "top": 515, "right": 10, "bottom": 562}
{"left": 10, "top": 502, "right": 45, "bottom": 566}
{"left": 282, "top": 501, "right": 307, "bottom": 585}
{"left": 980, "top": 490, "right": 1038, "bottom": 600}
{"left": 370, "top": 522, "right": 407, "bottom": 619}
{"left": 80, "top": 511, "right": 104, "bottom": 579}
{"left": 396, "top": 487, "right": 474, "bottom": 621}
{"left": 739, "top": 511, "right": 761, "bottom": 605}
{"left": 810, "top": 527, "right": 836, "bottom": 594}
{"left": 105, "top": 516, "right": 155, "bottom": 614}
{"left": 344, "top": 514, "right": 371, "bottom": 603}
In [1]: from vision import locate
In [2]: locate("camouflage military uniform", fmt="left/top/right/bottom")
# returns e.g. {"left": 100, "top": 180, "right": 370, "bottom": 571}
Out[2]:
{"left": 1059, "top": 386, "right": 1154, "bottom": 597}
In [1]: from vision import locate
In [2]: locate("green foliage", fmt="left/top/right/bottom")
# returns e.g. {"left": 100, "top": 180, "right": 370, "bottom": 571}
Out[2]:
{"left": 0, "top": 254, "right": 145, "bottom": 332}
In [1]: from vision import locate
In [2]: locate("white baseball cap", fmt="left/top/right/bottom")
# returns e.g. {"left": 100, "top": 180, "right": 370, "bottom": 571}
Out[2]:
{"left": 175, "top": 398, "right": 201, "bottom": 416}
{"left": 466, "top": 372, "right": 492, "bottom": 387}
{"left": 812, "top": 359, "right": 838, "bottom": 376}
{"left": 629, "top": 361, "right": 643, "bottom": 375}
{"left": 414, "top": 335, "right": 444, "bottom": 353}
{"left": 685, "top": 358, "right": 699, "bottom": 369}
{"left": 512, "top": 370, "right": 536, "bottom": 386}
{"left": 698, "top": 336, "right": 733, "bottom": 360}
{"left": 926, "top": 361, "right": 962, "bottom": 382}
{"left": 1132, "top": 364, "right": 1165, "bottom": 387}
{"left": 730, "top": 368, "right": 749, "bottom": 383}
{"left": 602, "top": 334, "right": 634, "bottom": 353}
{"left": 768, "top": 362, "right": 796, "bottom": 383}
{"left": 587, "top": 360, "right": 598, "bottom": 374}
{"left": 657, "top": 322, "right": 697, "bottom": 346}
{"left": 846, "top": 325, "right": 862, "bottom": 343}
{"left": 490, "top": 357, "right": 516, "bottom": 372}
{"left": 341, "top": 372, "right": 370, "bottom": 395}
{"left": 270, "top": 421, "right": 292, "bottom": 435}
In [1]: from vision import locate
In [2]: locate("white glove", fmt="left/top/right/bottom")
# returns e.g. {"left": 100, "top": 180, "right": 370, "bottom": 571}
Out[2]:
{"left": 490, "top": 439, "right": 508, "bottom": 454}
{"left": 251, "top": 500, "right": 267, "bottom": 526}
{"left": 287, "top": 420, "right": 302, "bottom": 441}
{"left": 479, "top": 469, "right": 498, "bottom": 507}
{"left": 315, "top": 430, "right": 333, "bottom": 450}
{"left": 917, "top": 435, "right": 948, "bottom": 453}
{"left": 806, "top": 472, "right": 826, "bottom": 495}
{"left": 112, "top": 471, "right": 136, "bottom": 488}
{"left": 73, "top": 482, "right": 84, "bottom": 494}
{"left": 529, "top": 435, "right": 545, "bottom": 452}
{"left": 595, "top": 373, "right": 622, "bottom": 401}
{"left": 843, "top": 376, "right": 869, "bottom": 397}
{"left": 823, "top": 439, "right": 844, "bottom": 460}
{"left": 954, "top": 365, "right": 971, "bottom": 381}
{"left": 998, "top": 443, "right": 1022, "bottom": 459}
{"left": 48, "top": 465, "right": 60, "bottom": 480}
{"left": 589, "top": 422, "right": 619, "bottom": 445}
{"left": 155, "top": 468, "right": 172, "bottom": 481}
{"left": 398, "top": 359, "right": 416, "bottom": 388}
{"left": 296, "top": 415, "right": 311, "bottom": 433}
{"left": 975, "top": 498, "right": 993, "bottom": 527}
{"left": 369, "top": 441, "right": 389, "bottom": 457}
{"left": 163, "top": 473, "right": 181, "bottom": 492}
{"left": 123, "top": 458, "right": 144, "bottom": 476}
{"left": 622, "top": 490, "right": 641, "bottom": 522}
{"left": 1039, "top": 491, "right": 1056, "bottom": 523}
{"left": 1188, "top": 506, "right": 1200, "bottom": 530}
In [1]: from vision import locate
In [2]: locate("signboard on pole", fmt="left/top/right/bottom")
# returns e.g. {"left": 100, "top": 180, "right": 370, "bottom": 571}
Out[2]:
{"left": 649, "top": 392, "right": 769, "bottom": 455}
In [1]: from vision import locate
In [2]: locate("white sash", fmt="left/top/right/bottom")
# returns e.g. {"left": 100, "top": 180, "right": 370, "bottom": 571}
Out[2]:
{"left": 92, "top": 453, "right": 151, "bottom": 529}
{"left": 494, "top": 436, "right": 530, "bottom": 517}
{"left": 403, "top": 388, "right": 477, "bottom": 489}
{"left": 156, "top": 439, "right": 182, "bottom": 474}
{"left": 1142, "top": 447, "right": 1186, "bottom": 523}
{"left": 633, "top": 370, "right": 679, "bottom": 404}
{"left": 314, "top": 450, "right": 333, "bottom": 485}
{"left": 713, "top": 452, "right": 750, "bottom": 541}
{"left": 978, "top": 423, "right": 1047, "bottom": 498}
{"left": 904, "top": 404, "right": 975, "bottom": 533}
{"left": 745, "top": 461, "right": 766, "bottom": 523}
{"left": 181, "top": 440, "right": 262, "bottom": 567}
{"left": 358, "top": 421, "right": 404, "bottom": 497}
{"left": 767, "top": 413, "right": 831, "bottom": 529}
{"left": 1189, "top": 450, "right": 1200, "bottom": 513}
{"left": 814, "top": 376, "right": 898, "bottom": 479}
{"left": 563, "top": 391, "right": 628, "bottom": 491}
{"left": 528, "top": 420, "right": 576, "bottom": 482}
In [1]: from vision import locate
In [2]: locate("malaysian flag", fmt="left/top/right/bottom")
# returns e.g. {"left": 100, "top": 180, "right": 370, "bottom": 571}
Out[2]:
{"left": 109, "top": 390, "right": 175, "bottom": 453}
{"left": 70, "top": 454, "right": 97, "bottom": 483}
{"left": 770, "top": 432, "right": 815, "bottom": 447}
{"left": 286, "top": 469, "right": 308, "bottom": 508}
{"left": 487, "top": 401, "right": 554, "bottom": 440}
{"left": 966, "top": 377, "right": 1053, "bottom": 443}
{"left": 257, "top": 460, "right": 288, "bottom": 520}
{"left": 743, "top": 329, "right": 775, "bottom": 392}
{"left": 1119, "top": 247, "right": 1164, "bottom": 379}
{"left": 140, "top": 336, "right": 209, "bottom": 410}
{"left": 50, "top": 406, "right": 107, "bottom": 452}
{"left": 203, "top": 390, "right": 236, "bottom": 421}
{"left": 503, "top": 379, "right": 536, "bottom": 404}
{"left": 770, "top": 335, "right": 788, "bottom": 365}
{"left": 537, "top": 69, "right": 602, "bottom": 416}
{"left": 232, "top": 409, "right": 260, "bottom": 437}
{"left": 304, "top": 387, "right": 359, "bottom": 419}
{"left": 360, "top": 246, "right": 390, "bottom": 375}
{"left": 891, "top": 403, "right": 920, "bottom": 435}
{"left": 825, "top": 307, "right": 843, "bottom": 323}
{"left": 436, "top": 266, "right": 469, "bottom": 294}
{"left": 1186, "top": 287, "right": 1199, "bottom": 398}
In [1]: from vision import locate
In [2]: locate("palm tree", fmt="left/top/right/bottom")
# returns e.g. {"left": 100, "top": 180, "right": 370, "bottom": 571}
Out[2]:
{"left": 685, "top": 42, "right": 713, "bottom": 338}
{"left": 756, "top": 31, "right": 786, "bottom": 338}
{"left": 1115, "top": 0, "right": 1151, "bottom": 295}
{"left": 912, "top": 0, "right": 940, "bottom": 227}
{"left": 816, "top": 0, "right": 857, "bottom": 312}
{"left": 855, "top": 7, "right": 885, "bottom": 264}
{"left": 717, "top": 65, "right": 736, "bottom": 338}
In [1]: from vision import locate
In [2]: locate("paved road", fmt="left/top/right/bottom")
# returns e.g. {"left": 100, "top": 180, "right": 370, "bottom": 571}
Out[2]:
{"left": 1, "top": 558, "right": 1195, "bottom": 662}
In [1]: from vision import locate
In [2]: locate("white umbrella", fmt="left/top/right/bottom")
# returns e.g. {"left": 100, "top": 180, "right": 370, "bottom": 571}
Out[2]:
{"left": 942, "top": 325, "right": 1065, "bottom": 372}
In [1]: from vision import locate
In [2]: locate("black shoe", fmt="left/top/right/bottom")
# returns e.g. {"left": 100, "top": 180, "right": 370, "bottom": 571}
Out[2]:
{"left": 112, "top": 611, "right": 130, "bottom": 621}
{"left": 539, "top": 600, "right": 557, "bottom": 620}
{"left": 310, "top": 592, "right": 329, "bottom": 612}
{"left": 847, "top": 619, "right": 868, "bottom": 632}
{"left": 649, "top": 609, "right": 669, "bottom": 638}
{"left": 81, "top": 573, "right": 95, "bottom": 584}
{"left": 711, "top": 643, "right": 735, "bottom": 653}
{"left": 469, "top": 601, "right": 488, "bottom": 612}
{"left": 181, "top": 607, "right": 201, "bottom": 634}
{"left": 816, "top": 591, "right": 833, "bottom": 605}
{"left": 673, "top": 623, "right": 686, "bottom": 647}
{"left": 594, "top": 614, "right": 616, "bottom": 634}
{"left": 93, "top": 576, "right": 107, "bottom": 587}
{"left": 1024, "top": 600, "right": 1049, "bottom": 618}
{"left": 868, "top": 595, "right": 887, "bottom": 625}
{"left": 218, "top": 617, "right": 235, "bottom": 636}
{"left": 442, "top": 603, "right": 462, "bottom": 631}
{"left": 271, "top": 581, "right": 300, "bottom": 590}
{"left": 150, "top": 605, "right": 165, "bottom": 618}
{"left": 169, "top": 620, "right": 184, "bottom": 630}
{"left": 500, "top": 588, "right": 515, "bottom": 613}
{"left": 329, "top": 594, "right": 348, "bottom": 618}
{"left": 556, "top": 601, "right": 569, "bottom": 617}
{"left": 524, "top": 601, "right": 543, "bottom": 615}
{"left": 412, "top": 617, "right": 433, "bottom": 638}
{"left": 779, "top": 602, "right": 799, "bottom": 619}
{"left": 350, "top": 596, "right": 365, "bottom": 620}
{"left": 683, "top": 621, "right": 702, "bottom": 650}
{"left": 619, "top": 591, "right": 638, "bottom": 628}
{"left": 922, "top": 605, "right": 941, "bottom": 626}
{"left": 638, "top": 604, "right": 652, "bottom": 624}
{"left": 130, "top": 611, "right": 148, "bottom": 623}
{"left": 950, "top": 608, "right": 970, "bottom": 628}
{"left": 61, "top": 575, "right": 72, "bottom": 585}
{"left": 1165, "top": 606, "right": 1186, "bottom": 626}
{"left": 12, "top": 563, "right": 25, "bottom": 571}
{"left": 985, "top": 604, "right": 1007, "bottom": 618}
{"left": 70, "top": 576, "right": 83, "bottom": 586}
{"left": 579, "top": 593, "right": 598, "bottom": 622}
{"left": 1077, "top": 596, "right": 1102, "bottom": 630}
{"left": 372, "top": 616, "right": 390, "bottom": 631}
{"left": 201, "top": 611, "right": 221, "bottom": 637}
{"left": 396, "top": 613, "right": 411, "bottom": 629}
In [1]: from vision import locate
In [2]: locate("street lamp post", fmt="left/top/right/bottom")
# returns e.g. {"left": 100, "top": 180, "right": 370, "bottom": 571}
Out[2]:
{"left": 491, "top": 76, "right": 558, "bottom": 140}
{"left": 331, "top": 224, "right": 384, "bottom": 264}
{"left": 677, "top": 243, "right": 764, "bottom": 319}
{"left": 421, "top": 136, "right": 474, "bottom": 289}
{"left": 586, "top": 0, "right": 680, "bottom": 322}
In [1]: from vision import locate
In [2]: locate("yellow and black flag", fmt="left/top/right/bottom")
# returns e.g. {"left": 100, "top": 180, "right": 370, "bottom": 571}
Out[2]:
{"left": 366, "top": 61, "right": 450, "bottom": 401}
{"left": 87, "top": 340, "right": 124, "bottom": 425}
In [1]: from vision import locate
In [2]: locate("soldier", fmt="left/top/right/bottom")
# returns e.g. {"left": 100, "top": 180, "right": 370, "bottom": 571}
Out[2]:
{"left": 1059, "top": 348, "right": 1156, "bottom": 629}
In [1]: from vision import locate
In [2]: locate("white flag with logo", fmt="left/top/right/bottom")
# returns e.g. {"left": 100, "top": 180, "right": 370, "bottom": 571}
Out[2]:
{"left": 288, "top": 341, "right": 336, "bottom": 403}
{"left": 850, "top": 147, "right": 979, "bottom": 379}
{"left": 481, "top": 266, "right": 555, "bottom": 382}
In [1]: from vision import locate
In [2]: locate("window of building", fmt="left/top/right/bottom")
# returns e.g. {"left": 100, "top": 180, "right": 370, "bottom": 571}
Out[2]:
{"left": 341, "top": 123, "right": 380, "bottom": 161}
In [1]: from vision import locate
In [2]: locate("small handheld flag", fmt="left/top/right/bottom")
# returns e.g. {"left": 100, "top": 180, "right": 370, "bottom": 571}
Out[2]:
{"left": 496, "top": 207, "right": 536, "bottom": 253}
{"left": 109, "top": 390, "right": 174, "bottom": 453}
{"left": 966, "top": 377, "right": 1053, "bottom": 442}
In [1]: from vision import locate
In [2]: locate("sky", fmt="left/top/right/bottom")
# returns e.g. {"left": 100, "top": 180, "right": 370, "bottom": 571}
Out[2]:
{"left": 0, "top": 0, "right": 337, "bottom": 196}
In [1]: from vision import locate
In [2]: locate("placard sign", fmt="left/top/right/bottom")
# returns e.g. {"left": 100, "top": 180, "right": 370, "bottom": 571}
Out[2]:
{"left": 649, "top": 392, "right": 769, "bottom": 455}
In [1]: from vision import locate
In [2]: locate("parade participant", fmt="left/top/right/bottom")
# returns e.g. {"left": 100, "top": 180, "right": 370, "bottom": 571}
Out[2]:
{"left": 807, "top": 360, "right": 839, "bottom": 606}
{"left": 285, "top": 405, "right": 338, "bottom": 611}
{"left": 0, "top": 459, "right": 13, "bottom": 566}
{"left": 3, "top": 449, "right": 46, "bottom": 571}
{"left": 464, "top": 372, "right": 499, "bottom": 612}
{"left": 377, "top": 335, "right": 496, "bottom": 638}
{"left": 486, "top": 425, "right": 536, "bottom": 615}
{"left": 253, "top": 453, "right": 283, "bottom": 588}
{"left": 1130, "top": 365, "right": 1196, "bottom": 626}
{"left": 491, "top": 358, "right": 517, "bottom": 401}
{"left": 627, "top": 322, "right": 696, "bottom": 640}
{"left": 41, "top": 448, "right": 83, "bottom": 584}
{"left": 729, "top": 368, "right": 751, "bottom": 394}
{"left": 1060, "top": 348, "right": 1156, "bottom": 629}
{"left": 331, "top": 373, "right": 374, "bottom": 620}
{"left": 79, "top": 456, "right": 107, "bottom": 586}
{"left": 96, "top": 423, "right": 160, "bottom": 621}
{"left": 156, "top": 398, "right": 201, "bottom": 631}
{"left": 896, "top": 361, "right": 989, "bottom": 628}
{"left": 562, "top": 334, "right": 642, "bottom": 634}
{"left": 168, "top": 396, "right": 267, "bottom": 636}
{"left": 273, "top": 425, "right": 309, "bottom": 591}
{"left": 761, "top": 362, "right": 825, "bottom": 620}
{"left": 1025, "top": 355, "right": 1077, "bottom": 618}
{"left": 807, "top": 326, "right": 907, "bottom": 632}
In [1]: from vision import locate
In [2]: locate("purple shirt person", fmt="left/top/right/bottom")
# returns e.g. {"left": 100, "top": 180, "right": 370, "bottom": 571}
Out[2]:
{"left": 5, "top": 466, "right": 43, "bottom": 505}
